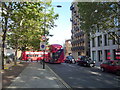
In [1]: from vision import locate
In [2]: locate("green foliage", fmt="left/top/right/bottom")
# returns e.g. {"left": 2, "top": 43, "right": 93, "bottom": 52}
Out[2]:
{"left": 1, "top": 2, "right": 59, "bottom": 51}
{"left": 77, "top": 2, "right": 119, "bottom": 34}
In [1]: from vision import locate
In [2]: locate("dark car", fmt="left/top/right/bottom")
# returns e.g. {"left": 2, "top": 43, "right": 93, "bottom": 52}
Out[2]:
{"left": 64, "top": 56, "right": 76, "bottom": 64}
{"left": 100, "top": 60, "right": 120, "bottom": 75}
{"left": 77, "top": 56, "right": 95, "bottom": 67}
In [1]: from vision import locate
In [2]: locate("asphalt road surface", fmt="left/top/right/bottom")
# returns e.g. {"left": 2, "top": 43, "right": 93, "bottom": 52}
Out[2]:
{"left": 47, "top": 63, "right": 120, "bottom": 88}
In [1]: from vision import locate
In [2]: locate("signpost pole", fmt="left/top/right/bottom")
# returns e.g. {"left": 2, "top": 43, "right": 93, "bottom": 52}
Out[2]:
{"left": 40, "top": 42, "right": 46, "bottom": 69}
{"left": 41, "top": 2, "right": 62, "bottom": 69}
{"left": 43, "top": 3, "right": 46, "bottom": 69}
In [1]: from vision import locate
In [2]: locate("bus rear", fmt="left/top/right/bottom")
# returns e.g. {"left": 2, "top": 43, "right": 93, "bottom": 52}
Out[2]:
{"left": 47, "top": 44, "right": 64, "bottom": 63}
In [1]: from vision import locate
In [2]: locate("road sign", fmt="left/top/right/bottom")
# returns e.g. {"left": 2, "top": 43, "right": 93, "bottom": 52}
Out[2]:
{"left": 40, "top": 42, "right": 46, "bottom": 50}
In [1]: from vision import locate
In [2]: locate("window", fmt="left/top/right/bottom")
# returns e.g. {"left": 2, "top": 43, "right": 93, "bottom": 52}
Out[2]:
{"left": 27, "top": 55, "right": 32, "bottom": 57}
{"left": 78, "top": 52, "right": 81, "bottom": 56}
{"left": 35, "top": 55, "right": 38, "bottom": 57}
{"left": 104, "top": 34, "right": 109, "bottom": 46}
{"left": 105, "top": 50, "right": 110, "bottom": 60}
{"left": 113, "top": 49, "right": 120, "bottom": 60}
{"left": 92, "top": 38, "right": 95, "bottom": 47}
{"left": 112, "top": 32, "right": 116, "bottom": 45}
{"left": 92, "top": 51, "right": 96, "bottom": 61}
{"left": 113, "top": 49, "right": 116, "bottom": 60}
{"left": 98, "top": 35, "right": 102, "bottom": 46}
{"left": 98, "top": 50, "right": 102, "bottom": 62}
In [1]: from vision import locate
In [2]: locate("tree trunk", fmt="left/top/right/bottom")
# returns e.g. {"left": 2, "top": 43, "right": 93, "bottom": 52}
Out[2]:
{"left": 2, "top": 16, "right": 8, "bottom": 69}
{"left": 1, "top": 42, "right": 5, "bottom": 70}
{"left": 14, "top": 46, "right": 17, "bottom": 65}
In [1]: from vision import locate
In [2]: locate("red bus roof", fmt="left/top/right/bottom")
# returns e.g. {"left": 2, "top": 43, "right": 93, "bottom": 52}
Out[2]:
{"left": 49, "top": 44, "right": 62, "bottom": 48}
{"left": 48, "top": 44, "right": 62, "bottom": 53}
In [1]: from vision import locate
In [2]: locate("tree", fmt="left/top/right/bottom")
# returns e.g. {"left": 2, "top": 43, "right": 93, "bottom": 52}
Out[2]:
{"left": 1, "top": 1, "right": 59, "bottom": 69}
{"left": 77, "top": 2, "right": 120, "bottom": 47}
{"left": 8, "top": 2, "right": 58, "bottom": 50}
{"left": 1, "top": 2, "right": 15, "bottom": 69}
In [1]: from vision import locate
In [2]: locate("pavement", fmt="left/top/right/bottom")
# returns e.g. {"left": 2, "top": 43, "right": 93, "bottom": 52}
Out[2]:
{"left": 3, "top": 61, "right": 101, "bottom": 89}
{"left": 6, "top": 62, "right": 71, "bottom": 89}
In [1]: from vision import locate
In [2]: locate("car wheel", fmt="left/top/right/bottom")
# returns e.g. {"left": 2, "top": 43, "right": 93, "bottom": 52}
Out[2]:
{"left": 73, "top": 61, "right": 76, "bottom": 64}
{"left": 92, "top": 65, "right": 95, "bottom": 67}
{"left": 49, "top": 60, "right": 54, "bottom": 63}
{"left": 116, "top": 70, "right": 120, "bottom": 76}
{"left": 101, "top": 67, "right": 105, "bottom": 72}
{"left": 49, "top": 60, "right": 52, "bottom": 63}
{"left": 73, "top": 60, "right": 76, "bottom": 64}
{"left": 84, "top": 63, "right": 87, "bottom": 66}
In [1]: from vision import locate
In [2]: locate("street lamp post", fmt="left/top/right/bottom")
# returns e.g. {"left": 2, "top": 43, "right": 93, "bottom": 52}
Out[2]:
{"left": 42, "top": 3, "right": 62, "bottom": 69}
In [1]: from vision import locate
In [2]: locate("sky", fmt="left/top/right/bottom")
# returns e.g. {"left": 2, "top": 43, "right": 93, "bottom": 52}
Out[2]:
{"left": 48, "top": 0, "right": 73, "bottom": 46}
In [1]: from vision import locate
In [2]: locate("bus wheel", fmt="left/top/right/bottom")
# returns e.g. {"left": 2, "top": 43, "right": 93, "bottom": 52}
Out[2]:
{"left": 28, "top": 58, "right": 32, "bottom": 62}
{"left": 49, "top": 60, "right": 53, "bottom": 64}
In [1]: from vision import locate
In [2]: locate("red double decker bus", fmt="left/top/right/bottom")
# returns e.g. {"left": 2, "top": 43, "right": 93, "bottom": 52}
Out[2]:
{"left": 21, "top": 51, "right": 48, "bottom": 61}
{"left": 45, "top": 44, "right": 64, "bottom": 63}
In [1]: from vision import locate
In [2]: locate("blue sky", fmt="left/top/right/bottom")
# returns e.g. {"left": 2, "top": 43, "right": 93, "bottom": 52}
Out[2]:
{"left": 48, "top": 1, "right": 73, "bottom": 45}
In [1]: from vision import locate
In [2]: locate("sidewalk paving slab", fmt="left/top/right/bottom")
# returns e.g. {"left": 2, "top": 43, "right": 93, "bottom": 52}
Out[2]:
{"left": 7, "top": 62, "right": 67, "bottom": 89}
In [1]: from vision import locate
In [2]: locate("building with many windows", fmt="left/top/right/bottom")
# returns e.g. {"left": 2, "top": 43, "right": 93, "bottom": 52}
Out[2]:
{"left": 70, "top": 2, "right": 90, "bottom": 59}
{"left": 64, "top": 39, "right": 72, "bottom": 57}
{"left": 90, "top": 29, "right": 120, "bottom": 63}
{"left": 70, "top": 2, "right": 120, "bottom": 62}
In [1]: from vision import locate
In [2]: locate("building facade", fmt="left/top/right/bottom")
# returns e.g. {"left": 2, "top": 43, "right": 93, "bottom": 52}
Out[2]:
{"left": 70, "top": 2, "right": 90, "bottom": 59}
{"left": 64, "top": 39, "right": 72, "bottom": 57}
{"left": 90, "top": 29, "right": 120, "bottom": 63}
{"left": 70, "top": 2, "right": 120, "bottom": 62}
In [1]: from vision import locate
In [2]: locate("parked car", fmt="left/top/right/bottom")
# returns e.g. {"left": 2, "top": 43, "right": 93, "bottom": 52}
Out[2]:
{"left": 100, "top": 60, "right": 120, "bottom": 75}
{"left": 77, "top": 56, "right": 95, "bottom": 67}
{"left": 64, "top": 56, "right": 76, "bottom": 64}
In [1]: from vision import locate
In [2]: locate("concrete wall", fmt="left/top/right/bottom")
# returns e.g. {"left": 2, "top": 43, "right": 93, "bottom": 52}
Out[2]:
{"left": 72, "top": 51, "right": 78, "bottom": 60}
{"left": 90, "top": 32, "right": 118, "bottom": 63}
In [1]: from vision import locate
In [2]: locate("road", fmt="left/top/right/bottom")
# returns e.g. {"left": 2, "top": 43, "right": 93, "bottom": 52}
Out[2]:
{"left": 47, "top": 63, "right": 120, "bottom": 88}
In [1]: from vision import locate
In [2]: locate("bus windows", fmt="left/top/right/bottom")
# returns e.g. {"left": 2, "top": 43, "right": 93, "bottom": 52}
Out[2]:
{"left": 26, "top": 55, "right": 32, "bottom": 57}
{"left": 34, "top": 55, "right": 38, "bottom": 57}
{"left": 47, "top": 44, "right": 64, "bottom": 63}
